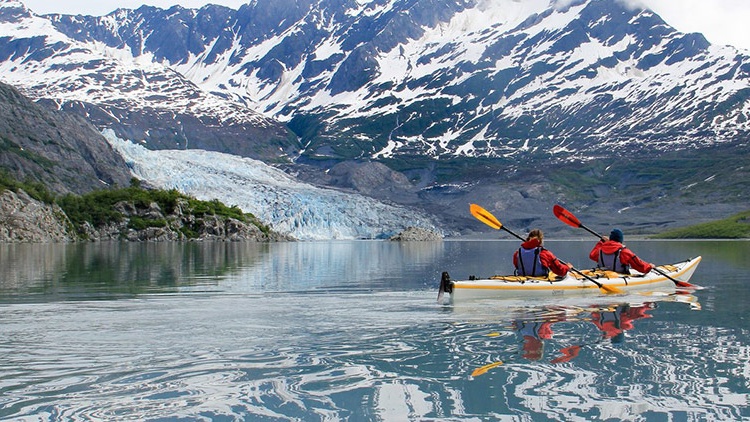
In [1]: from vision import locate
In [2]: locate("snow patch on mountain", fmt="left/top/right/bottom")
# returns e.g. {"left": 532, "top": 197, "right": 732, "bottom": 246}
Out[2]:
{"left": 103, "top": 130, "right": 442, "bottom": 240}
{"left": 0, "top": 3, "right": 276, "bottom": 129}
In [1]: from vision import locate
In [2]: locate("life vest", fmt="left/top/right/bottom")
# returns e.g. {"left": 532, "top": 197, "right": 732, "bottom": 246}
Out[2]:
{"left": 515, "top": 321, "right": 547, "bottom": 338}
{"left": 517, "top": 247, "right": 549, "bottom": 277}
{"left": 515, "top": 321, "right": 553, "bottom": 361}
{"left": 598, "top": 247, "right": 630, "bottom": 273}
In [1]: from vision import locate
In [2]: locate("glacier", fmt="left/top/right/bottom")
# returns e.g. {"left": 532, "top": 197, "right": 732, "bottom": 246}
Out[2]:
{"left": 103, "top": 130, "right": 443, "bottom": 241}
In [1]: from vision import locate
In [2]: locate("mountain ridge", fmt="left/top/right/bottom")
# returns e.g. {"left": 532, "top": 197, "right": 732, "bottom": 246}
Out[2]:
{"left": 12, "top": 0, "right": 748, "bottom": 161}
{"left": 0, "top": 0, "right": 748, "bottom": 237}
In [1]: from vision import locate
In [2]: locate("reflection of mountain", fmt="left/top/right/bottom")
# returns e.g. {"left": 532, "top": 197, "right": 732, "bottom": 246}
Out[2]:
{"left": 0, "top": 242, "right": 746, "bottom": 421}
{"left": 214, "top": 240, "right": 446, "bottom": 292}
{"left": 0, "top": 240, "right": 446, "bottom": 299}
{"left": 0, "top": 242, "right": 270, "bottom": 300}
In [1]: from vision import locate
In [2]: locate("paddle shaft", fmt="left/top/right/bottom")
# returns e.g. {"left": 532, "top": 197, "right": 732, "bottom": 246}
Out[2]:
{"left": 651, "top": 266, "right": 686, "bottom": 285}
{"left": 566, "top": 265, "right": 605, "bottom": 289}
{"left": 582, "top": 224, "right": 606, "bottom": 241}
{"left": 501, "top": 226, "right": 524, "bottom": 242}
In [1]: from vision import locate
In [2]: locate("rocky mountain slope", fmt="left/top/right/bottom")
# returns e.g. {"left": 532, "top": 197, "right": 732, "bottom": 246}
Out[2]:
{"left": 0, "top": 81, "right": 443, "bottom": 241}
{"left": 25, "top": 0, "right": 748, "bottom": 164}
{"left": 0, "top": 81, "right": 131, "bottom": 194}
{"left": 0, "top": 0, "right": 748, "bottom": 235}
{"left": 0, "top": 185, "right": 294, "bottom": 243}
{"left": 0, "top": 0, "right": 300, "bottom": 162}
{"left": 0, "top": 189, "right": 74, "bottom": 242}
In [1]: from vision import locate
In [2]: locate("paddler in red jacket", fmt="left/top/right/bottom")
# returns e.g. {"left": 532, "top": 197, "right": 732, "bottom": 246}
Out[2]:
{"left": 513, "top": 229, "right": 572, "bottom": 277}
{"left": 589, "top": 228, "right": 654, "bottom": 274}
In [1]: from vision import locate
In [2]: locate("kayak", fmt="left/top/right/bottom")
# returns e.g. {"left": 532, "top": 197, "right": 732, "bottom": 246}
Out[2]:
{"left": 438, "top": 256, "right": 702, "bottom": 304}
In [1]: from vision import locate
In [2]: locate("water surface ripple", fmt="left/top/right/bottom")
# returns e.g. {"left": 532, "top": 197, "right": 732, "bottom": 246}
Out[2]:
{"left": 0, "top": 240, "right": 748, "bottom": 420}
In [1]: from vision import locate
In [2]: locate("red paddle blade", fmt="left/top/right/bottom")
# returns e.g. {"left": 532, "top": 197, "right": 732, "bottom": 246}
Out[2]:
{"left": 553, "top": 204, "right": 582, "bottom": 228}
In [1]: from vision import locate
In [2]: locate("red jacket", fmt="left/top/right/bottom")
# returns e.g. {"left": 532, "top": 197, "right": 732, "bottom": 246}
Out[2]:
{"left": 589, "top": 240, "right": 654, "bottom": 274}
{"left": 513, "top": 238, "right": 571, "bottom": 277}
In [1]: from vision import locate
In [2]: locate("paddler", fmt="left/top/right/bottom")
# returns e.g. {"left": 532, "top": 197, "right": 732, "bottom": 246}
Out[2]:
{"left": 513, "top": 229, "right": 572, "bottom": 277}
{"left": 589, "top": 228, "right": 654, "bottom": 274}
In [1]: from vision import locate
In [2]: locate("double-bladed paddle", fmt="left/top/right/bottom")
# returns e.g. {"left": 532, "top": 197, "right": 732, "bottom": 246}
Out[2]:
{"left": 552, "top": 204, "right": 606, "bottom": 241}
{"left": 469, "top": 204, "right": 621, "bottom": 294}
{"left": 552, "top": 204, "right": 696, "bottom": 289}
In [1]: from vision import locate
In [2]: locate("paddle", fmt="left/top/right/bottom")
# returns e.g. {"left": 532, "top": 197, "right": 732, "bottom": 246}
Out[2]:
{"left": 469, "top": 204, "right": 621, "bottom": 294}
{"left": 552, "top": 204, "right": 605, "bottom": 241}
{"left": 552, "top": 204, "right": 695, "bottom": 288}
{"left": 471, "top": 361, "right": 503, "bottom": 377}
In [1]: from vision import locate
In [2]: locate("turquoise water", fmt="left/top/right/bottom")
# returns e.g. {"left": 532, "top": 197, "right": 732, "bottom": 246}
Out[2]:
{"left": 0, "top": 240, "right": 748, "bottom": 420}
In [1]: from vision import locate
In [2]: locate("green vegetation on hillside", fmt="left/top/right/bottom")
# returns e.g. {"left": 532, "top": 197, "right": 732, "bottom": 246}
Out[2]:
{"left": 2, "top": 173, "right": 271, "bottom": 239}
{"left": 0, "top": 169, "right": 55, "bottom": 203}
{"left": 652, "top": 210, "right": 750, "bottom": 239}
{"left": 56, "top": 179, "right": 265, "bottom": 232}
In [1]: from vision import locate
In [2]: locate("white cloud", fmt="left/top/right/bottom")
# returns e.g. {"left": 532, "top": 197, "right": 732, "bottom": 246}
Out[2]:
{"left": 644, "top": 0, "right": 750, "bottom": 50}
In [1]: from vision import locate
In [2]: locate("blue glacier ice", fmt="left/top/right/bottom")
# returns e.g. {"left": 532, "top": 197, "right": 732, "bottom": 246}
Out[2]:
{"left": 103, "top": 130, "right": 443, "bottom": 240}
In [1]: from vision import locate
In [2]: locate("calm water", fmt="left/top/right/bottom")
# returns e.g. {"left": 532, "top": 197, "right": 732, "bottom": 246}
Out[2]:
{"left": 0, "top": 240, "right": 748, "bottom": 421}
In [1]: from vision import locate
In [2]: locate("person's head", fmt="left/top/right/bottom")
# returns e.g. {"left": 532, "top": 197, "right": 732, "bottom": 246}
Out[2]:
{"left": 526, "top": 229, "right": 544, "bottom": 243}
{"left": 609, "top": 228, "right": 624, "bottom": 243}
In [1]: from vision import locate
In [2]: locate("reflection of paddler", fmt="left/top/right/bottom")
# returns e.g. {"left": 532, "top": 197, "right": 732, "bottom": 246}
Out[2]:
{"left": 591, "top": 303, "right": 653, "bottom": 343}
{"left": 551, "top": 345, "right": 581, "bottom": 364}
{"left": 513, "top": 320, "right": 554, "bottom": 361}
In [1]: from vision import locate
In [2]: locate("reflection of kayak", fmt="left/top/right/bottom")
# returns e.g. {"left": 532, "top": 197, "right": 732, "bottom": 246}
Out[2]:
{"left": 439, "top": 256, "right": 701, "bottom": 303}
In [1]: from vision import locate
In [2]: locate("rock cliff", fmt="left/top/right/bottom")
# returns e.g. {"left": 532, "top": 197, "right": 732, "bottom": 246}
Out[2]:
{"left": 0, "top": 188, "right": 292, "bottom": 243}
{"left": 0, "top": 189, "right": 74, "bottom": 242}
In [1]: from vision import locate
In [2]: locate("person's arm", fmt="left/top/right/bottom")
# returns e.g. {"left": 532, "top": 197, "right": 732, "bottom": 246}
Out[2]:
{"left": 589, "top": 241, "right": 603, "bottom": 262}
{"left": 541, "top": 250, "right": 571, "bottom": 277}
{"left": 620, "top": 248, "right": 654, "bottom": 274}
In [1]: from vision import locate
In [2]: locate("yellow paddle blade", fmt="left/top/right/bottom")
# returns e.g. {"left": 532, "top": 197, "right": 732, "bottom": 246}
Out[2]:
{"left": 471, "top": 361, "right": 503, "bottom": 377}
{"left": 469, "top": 204, "right": 503, "bottom": 230}
{"left": 600, "top": 284, "right": 623, "bottom": 294}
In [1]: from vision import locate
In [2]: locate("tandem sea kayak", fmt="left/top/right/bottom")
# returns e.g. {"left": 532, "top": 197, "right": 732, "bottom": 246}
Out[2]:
{"left": 438, "top": 256, "right": 702, "bottom": 304}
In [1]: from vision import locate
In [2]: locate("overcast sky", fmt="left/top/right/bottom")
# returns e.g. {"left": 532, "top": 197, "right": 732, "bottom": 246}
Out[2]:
{"left": 19, "top": 0, "right": 750, "bottom": 51}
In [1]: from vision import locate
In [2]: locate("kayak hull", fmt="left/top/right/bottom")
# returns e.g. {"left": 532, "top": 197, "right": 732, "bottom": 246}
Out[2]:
{"left": 440, "top": 256, "right": 701, "bottom": 303}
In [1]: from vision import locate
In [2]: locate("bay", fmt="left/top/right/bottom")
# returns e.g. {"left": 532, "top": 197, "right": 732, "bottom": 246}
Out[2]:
{"left": 0, "top": 240, "right": 748, "bottom": 421}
